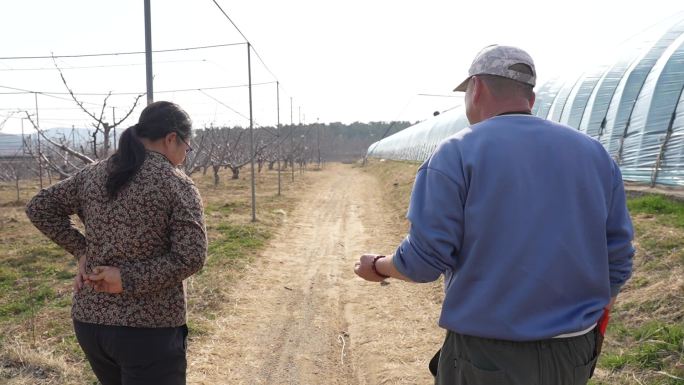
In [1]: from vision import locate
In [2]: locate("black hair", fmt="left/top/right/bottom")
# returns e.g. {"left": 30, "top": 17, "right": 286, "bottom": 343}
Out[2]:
{"left": 105, "top": 101, "right": 192, "bottom": 198}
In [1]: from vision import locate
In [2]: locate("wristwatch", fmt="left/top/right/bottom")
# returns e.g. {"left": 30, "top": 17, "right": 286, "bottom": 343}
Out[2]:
{"left": 372, "top": 255, "right": 390, "bottom": 279}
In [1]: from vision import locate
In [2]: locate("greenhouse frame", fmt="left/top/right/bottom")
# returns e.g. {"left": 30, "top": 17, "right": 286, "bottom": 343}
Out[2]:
{"left": 367, "top": 16, "right": 684, "bottom": 186}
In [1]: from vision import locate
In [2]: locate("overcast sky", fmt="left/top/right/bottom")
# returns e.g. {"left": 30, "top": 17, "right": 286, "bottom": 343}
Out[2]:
{"left": 1, "top": 1, "right": 683, "bottom": 134}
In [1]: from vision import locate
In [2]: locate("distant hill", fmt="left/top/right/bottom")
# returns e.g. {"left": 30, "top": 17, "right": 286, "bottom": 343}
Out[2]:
{"left": 0, "top": 133, "right": 23, "bottom": 156}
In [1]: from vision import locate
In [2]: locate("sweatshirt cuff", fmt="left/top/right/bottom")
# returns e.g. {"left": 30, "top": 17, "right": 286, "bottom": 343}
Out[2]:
{"left": 392, "top": 239, "right": 442, "bottom": 283}
{"left": 392, "top": 248, "right": 414, "bottom": 280}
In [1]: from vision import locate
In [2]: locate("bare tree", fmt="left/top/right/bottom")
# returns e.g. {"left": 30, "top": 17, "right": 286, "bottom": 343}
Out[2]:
{"left": 52, "top": 56, "right": 143, "bottom": 159}
{"left": 22, "top": 113, "right": 93, "bottom": 176}
{"left": 210, "top": 126, "right": 250, "bottom": 183}
{"left": 14, "top": 59, "right": 144, "bottom": 180}
{"left": 185, "top": 125, "right": 289, "bottom": 186}
{"left": 0, "top": 152, "right": 35, "bottom": 201}
{"left": 182, "top": 129, "right": 212, "bottom": 176}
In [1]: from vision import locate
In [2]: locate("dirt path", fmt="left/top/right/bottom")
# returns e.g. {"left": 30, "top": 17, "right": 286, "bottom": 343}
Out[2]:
{"left": 188, "top": 164, "right": 444, "bottom": 385}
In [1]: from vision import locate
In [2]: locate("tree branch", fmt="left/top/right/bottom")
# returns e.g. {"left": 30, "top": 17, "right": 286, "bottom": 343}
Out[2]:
{"left": 52, "top": 55, "right": 101, "bottom": 123}
{"left": 39, "top": 152, "right": 72, "bottom": 179}
{"left": 23, "top": 111, "right": 94, "bottom": 164}
{"left": 112, "top": 94, "right": 144, "bottom": 128}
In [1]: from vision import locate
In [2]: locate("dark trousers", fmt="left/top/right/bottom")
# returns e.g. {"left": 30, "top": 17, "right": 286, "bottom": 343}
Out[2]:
{"left": 435, "top": 329, "right": 597, "bottom": 385}
{"left": 74, "top": 320, "right": 188, "bottom": 385}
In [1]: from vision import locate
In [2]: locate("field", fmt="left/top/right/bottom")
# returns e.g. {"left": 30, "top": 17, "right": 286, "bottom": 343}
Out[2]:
{"left": 363, "top": 160, "right": 684, "bottom": 385}
{"left": 0, "top": 160, "right": 682, "bottom": 384}
{"left": 0, "top": 165, "right": 310, "bottom": 384}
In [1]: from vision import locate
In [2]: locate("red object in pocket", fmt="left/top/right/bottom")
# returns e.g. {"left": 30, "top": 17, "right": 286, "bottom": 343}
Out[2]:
{"left": 598, "top": 308, "right": 610, "bottom": 335}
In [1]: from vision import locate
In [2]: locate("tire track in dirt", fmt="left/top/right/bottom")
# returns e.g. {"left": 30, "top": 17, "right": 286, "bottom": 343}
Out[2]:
{"left": 189, "top": 165, "right": 443, "bottom": 385}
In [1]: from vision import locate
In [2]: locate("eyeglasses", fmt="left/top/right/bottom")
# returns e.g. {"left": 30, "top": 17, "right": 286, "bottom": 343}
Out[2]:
{"left": 175, "top": 132, "right": 193, "bottom": 153}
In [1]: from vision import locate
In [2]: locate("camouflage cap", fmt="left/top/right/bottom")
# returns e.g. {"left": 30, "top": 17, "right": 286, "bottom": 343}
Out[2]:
{"left": 453, "top": 45, "right": 536, "bottom": 92}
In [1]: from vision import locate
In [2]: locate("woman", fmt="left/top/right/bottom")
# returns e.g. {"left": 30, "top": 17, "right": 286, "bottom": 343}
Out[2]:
{"left": 26, "top": 101, "right": 207, "bottom": 385}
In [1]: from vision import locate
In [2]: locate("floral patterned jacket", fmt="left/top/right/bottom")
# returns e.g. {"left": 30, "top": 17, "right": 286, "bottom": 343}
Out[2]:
{"left": 26, "top": 151, "right": 207, "bottom": 327}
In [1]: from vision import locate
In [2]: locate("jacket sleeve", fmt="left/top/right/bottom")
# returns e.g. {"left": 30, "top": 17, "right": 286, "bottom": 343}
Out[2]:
{"left": 606, "top": 161, "right": 635, "bottom": 297}
{"left": 392, "top": 160, "right": 466, "bottom": 283}
{"left": 119, "top": 180, "right": 207, "bottom": 295}
{"left": 25, "top": 169, "right": 87, "bottom": 261}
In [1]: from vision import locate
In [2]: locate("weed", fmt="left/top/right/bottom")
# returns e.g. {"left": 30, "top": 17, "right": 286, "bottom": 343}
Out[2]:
{"left": 0, "top": 285, "right": 56, "bottom": 319}
{"left": 600, "top": 321, "right": 683, "bottom": 374}
{"left": 628, "top": 195, "right": 684, "bottom": 229}
{"left": 206, "top": 224, "right": 270, "bottom": 267}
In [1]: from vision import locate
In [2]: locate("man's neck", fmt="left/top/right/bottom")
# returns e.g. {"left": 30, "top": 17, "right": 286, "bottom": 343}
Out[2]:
{"left": 480, "top": 103, "right": 532, "bottom": 121}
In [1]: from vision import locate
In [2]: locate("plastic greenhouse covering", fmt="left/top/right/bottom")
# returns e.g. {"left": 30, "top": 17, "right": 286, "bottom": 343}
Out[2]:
{"left": 367, "top": 15, "right": 684, "bottom": 187}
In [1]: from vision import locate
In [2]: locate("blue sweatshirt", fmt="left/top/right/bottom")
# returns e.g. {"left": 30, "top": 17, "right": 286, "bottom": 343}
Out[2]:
{"left": 393, "top": 114, "right": 634, "bottom": 341}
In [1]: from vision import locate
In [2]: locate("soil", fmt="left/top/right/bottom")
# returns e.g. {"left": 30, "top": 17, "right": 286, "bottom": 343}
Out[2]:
{"left": 188, "top": 164, "right": 444, "bottom": 385}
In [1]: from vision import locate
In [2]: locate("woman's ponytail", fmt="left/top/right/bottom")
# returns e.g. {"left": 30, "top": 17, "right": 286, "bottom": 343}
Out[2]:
{"left": 105, "top": 124, "right": 147, "bottom": 198}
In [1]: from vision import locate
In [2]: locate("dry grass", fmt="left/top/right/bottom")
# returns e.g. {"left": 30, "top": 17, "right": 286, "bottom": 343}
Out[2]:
{"left": 0, "top": 166, "right": 311, "bottom": 384}
{"left": 363, "top": 159, "right": 684, "bottom": 385}
{"left": 593, "top": 195, "right": 684, "bottom": 385}
{"left": 356, "top": 159, "right": 420, "bottom": 225}
{"left": 3, "top": 160, "right": 682, "bottom": 384}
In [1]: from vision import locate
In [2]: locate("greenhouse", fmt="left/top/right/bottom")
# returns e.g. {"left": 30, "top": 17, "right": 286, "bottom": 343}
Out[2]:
{"left": 367, "top": 16, "right": 684, "bottom": 186}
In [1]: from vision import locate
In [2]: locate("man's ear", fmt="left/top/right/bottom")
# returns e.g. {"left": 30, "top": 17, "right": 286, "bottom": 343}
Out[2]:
{"left": 471, "top": 76, "right": 483, "bottom": 104}
{"left": 529, "top": 92, "right": 536, "bottom": 110}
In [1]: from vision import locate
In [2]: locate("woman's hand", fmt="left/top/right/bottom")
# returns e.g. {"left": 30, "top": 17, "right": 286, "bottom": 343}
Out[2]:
{"left": 73, "top": 255, "right": 89, "bottom": 293}
{"left": 87, "top": 266, "right": 123, "bottom": 294}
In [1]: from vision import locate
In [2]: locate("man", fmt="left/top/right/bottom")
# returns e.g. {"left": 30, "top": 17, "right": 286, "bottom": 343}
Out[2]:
{"left": 354, "top": 45, "right": 634, "bottom": 385}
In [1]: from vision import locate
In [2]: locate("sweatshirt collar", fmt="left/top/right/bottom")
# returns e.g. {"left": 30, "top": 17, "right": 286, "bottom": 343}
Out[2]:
{"left": 496, "top": 111, "right": 532, "bottom": 116}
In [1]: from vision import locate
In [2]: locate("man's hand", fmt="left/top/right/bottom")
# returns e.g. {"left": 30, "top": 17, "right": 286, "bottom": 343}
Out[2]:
{"left": 73, "top": 255, "right": 89, "bottom": 293}
{"left": 87, "top": 266, "right": 123, "bottom": 294}
{"left": 354, "top": 254, "right": 388, "bottom": 282}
